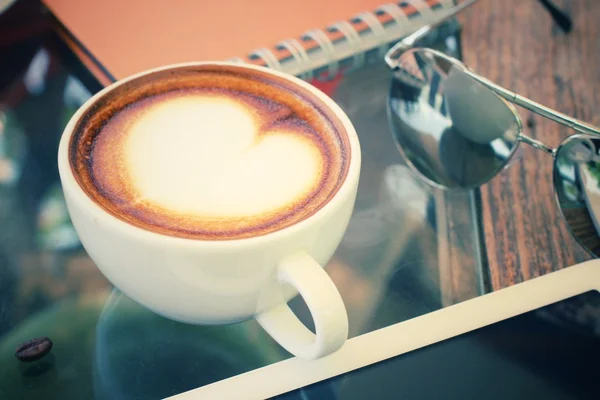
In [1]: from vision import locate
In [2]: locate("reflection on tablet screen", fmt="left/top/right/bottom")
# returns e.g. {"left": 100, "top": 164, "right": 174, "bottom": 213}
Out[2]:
{"left": 276, "top": 291, "right": 600, "bottom": 400}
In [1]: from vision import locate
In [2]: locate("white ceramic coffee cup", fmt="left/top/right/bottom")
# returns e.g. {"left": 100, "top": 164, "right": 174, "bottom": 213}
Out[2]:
{"left": 57, "top": 62, "right": 361, "bottom": 360}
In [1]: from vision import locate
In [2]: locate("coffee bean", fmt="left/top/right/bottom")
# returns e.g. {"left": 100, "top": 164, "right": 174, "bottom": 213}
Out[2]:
{"left": 15, "top": 337, "right": 53, "bottom": 362}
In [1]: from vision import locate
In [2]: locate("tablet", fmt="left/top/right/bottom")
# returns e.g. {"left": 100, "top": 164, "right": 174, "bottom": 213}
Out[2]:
{"left": 170, "top": 260, "right": 600, "bottom": 400}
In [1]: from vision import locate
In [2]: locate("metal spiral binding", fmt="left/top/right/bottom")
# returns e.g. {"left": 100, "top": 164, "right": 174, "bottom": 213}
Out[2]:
{"left": 328, "top": 20, "right": 364, "bottom": 70}
{"left": 235, "top": 1, "right": 456, "bottom": 80}
{"left": 301, "top": 29, "right": 338, "bottom": 80}
{"left": 376, "top": 3, "right": 410, "bottom": 26}
{"left": 249, "top": 48, "right": 283, "bottom": 71}
{"left": 411, "top": 0, "right": 436, "bottom": 18}
{"left": 275, "top": 39, "right": 313, "bottom": 80}
{"left": 353, "top": 12, "right": 387, "bottom": 58}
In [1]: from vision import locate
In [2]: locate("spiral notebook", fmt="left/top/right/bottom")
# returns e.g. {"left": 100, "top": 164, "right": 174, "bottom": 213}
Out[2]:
{"left": 231, "top": 0, "right": 456, "bottom": 78}
{"left": 45, "top": 0, "right": 458, "bottom": 83}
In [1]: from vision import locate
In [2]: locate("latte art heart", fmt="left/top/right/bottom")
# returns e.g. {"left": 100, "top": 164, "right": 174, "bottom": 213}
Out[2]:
{"left": 125, "top": 96, "right": 323, "bottom": 217}
{"left": 70, "top": 65, "right": 349, "bottom": 240}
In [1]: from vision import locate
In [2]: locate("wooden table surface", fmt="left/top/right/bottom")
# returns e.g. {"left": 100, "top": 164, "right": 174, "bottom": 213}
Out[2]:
{"left": 459, "top": 0, "right": 599, "bottom": 290}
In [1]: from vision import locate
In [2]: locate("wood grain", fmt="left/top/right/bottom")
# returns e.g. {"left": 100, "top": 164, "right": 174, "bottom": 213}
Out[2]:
{"left": 459, "top": 0, "right": 600, "bottom": 290}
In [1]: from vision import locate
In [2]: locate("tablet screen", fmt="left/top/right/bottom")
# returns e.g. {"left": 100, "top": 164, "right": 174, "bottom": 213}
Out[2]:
{"left": 276, "top": 290, "right": 600, "bottom": 400}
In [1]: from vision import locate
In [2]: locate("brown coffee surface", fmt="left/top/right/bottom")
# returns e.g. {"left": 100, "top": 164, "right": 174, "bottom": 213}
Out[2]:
{"left": 70, "top": 65, "right": 350, "bottom": 240}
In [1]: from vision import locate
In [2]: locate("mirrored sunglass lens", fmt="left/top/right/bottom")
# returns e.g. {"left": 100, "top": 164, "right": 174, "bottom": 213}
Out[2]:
{"left": 387, "top": 50, "right": 521, "bottom": 189}
{"left": 555, "top": 135, "right": 600, "bottom": 256}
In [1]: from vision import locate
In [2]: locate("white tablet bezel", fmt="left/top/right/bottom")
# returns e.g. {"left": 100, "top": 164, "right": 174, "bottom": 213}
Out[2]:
{"left": 168, "top": 259, "right": 600, "bottom": 400}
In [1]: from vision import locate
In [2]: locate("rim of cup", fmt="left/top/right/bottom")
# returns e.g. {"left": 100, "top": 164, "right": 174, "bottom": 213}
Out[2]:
{"left": 57, "top": 61, "right": 361, "bottom": 250}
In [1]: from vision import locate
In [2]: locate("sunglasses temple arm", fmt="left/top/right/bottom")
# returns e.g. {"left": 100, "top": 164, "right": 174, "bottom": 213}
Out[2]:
{"left": 385, "top": 0, "right": 482, "bottom": 70}
{"left": 538, "top": 0, "right": 573, "bottom": 33}
{"left": 463, "top": 70, "right": 600, "bottom": 136}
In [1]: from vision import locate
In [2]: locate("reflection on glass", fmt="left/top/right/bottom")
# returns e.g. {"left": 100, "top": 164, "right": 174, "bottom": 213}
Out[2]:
{"left": 0, "top": 34, "right": 110, "bottom": 398}
{"left": 388, "top": 51, "right": 520, "bottom": 189}
{"left": 94, "top": 291, "right": 285, "bottom": 399}
{"left": 0, "top": 295, "right": 105, "bottom": 398}
{"left": 555, "top": 136, "right": 600, "bottom": 255}
{"left": 0, "top": 108, "right": 27, "bottom": 186}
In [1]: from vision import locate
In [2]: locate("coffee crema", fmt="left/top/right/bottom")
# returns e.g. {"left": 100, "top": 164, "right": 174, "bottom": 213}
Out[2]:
{"left": 70, "top": 65, "right": 350, "bottom": 240}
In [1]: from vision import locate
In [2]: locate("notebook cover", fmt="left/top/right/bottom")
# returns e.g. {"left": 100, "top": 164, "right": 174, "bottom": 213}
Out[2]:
{"left": 43, "top": 0, "right": 406, "bottom": 80}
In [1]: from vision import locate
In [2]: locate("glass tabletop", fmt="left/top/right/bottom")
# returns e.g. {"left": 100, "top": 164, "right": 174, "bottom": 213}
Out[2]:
{"left": 0, "top": 19, "right": 484, "bottom": 400}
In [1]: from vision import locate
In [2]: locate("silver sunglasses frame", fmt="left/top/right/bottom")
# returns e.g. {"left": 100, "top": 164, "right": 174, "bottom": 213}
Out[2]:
{"left": 388, "top": 49, "right": 600, "bottom": 147}
{"left": 385, "top": 0, "right": 600, "bottom": 143}
{"left": 384, "top": 0, "right": 600, "bottom": 189}
{"left": 388, "top": 47, "right": 600, "bottom": 190}
{"left": 384, "top": 1, "right": 600, "bottom": 256}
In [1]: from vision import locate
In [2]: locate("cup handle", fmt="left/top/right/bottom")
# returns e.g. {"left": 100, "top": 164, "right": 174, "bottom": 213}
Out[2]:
{"left": 256, "top": 252, "right": 348, "bottom": 359}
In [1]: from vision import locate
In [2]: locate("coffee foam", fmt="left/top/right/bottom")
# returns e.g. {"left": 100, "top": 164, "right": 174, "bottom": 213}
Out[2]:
{"left": 70, "top": 65, "right": 349, "bottom": 240}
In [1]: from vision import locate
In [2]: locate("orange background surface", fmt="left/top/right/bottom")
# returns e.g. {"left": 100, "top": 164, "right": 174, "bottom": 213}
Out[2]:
{"left": 43, "top": 0, "right": 389, "bottom": 80}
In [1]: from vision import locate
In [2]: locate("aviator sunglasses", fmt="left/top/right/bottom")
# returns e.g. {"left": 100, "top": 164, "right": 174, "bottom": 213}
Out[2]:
{"left": 384, "top": 0, "right": 600, "bottom": 256}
